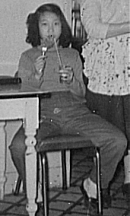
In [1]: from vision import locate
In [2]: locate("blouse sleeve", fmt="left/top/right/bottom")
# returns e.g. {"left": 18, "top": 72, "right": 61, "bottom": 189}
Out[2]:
{"left": 18, "top": 52, "right": 43, "bottom": 88}
{"left": 66, "top": 50, "right": 86, "bottom": 98}
{"left": 81, "top": 0, "right": 109, "bottom": 39}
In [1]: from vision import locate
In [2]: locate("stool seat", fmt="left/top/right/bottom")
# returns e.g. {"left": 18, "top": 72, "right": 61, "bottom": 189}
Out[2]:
{"left": 36, "top": 134, "right": 93, "bottom": 152}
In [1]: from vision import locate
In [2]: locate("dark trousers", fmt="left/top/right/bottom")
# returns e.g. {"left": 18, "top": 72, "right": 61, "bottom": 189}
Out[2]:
{"left": 9, "top": 92, "right": 127, "bottom": 189}
{"left": 86, "top": 89, "right": 130, "bottom": 149}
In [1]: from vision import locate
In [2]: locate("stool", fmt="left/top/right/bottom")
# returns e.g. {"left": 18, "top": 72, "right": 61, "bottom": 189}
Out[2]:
{"left": 14, "top": 135, "right": 102, "bottom": 215}
{"left": 36, "top": 135, "right": 102, "bottom": 216}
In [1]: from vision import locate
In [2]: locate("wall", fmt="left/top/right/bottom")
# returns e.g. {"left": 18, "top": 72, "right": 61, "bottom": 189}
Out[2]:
{"left": 0, "top": 0, "right": 72, "bottom": 194}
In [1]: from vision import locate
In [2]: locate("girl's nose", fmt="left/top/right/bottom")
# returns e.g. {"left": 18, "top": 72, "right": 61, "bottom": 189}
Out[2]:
{"left": 48, "top": 25, "right": 54, "bottom": 34}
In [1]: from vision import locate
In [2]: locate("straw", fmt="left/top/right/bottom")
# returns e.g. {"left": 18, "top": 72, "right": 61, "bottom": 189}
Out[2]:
{"left": 54, "top": 38, "right": 63, "bottom": 68}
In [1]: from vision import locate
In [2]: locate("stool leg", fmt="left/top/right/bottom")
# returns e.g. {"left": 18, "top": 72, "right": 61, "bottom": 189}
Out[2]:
{"left": 41, "top": 153, "right": 48, "bottom": 216}
{"left": 95, "top": 147, "right": 102, "bottom": 215}
{"left": 61, "top": 150, "right": 67, "bottom": 190}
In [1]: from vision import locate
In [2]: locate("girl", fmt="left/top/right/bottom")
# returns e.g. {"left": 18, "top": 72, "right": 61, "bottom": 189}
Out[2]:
{"left": 9, "top": 3, "right": 127, "bottom": 215}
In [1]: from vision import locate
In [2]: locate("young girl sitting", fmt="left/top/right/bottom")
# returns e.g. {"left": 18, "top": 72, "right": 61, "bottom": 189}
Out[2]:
{"left": 9, "top": 3, "right": 127, "bottom": 215}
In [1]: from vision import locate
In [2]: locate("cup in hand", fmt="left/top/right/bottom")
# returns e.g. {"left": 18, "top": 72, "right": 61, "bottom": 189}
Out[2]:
{"left": 59, "top": 65, "right": 73, "bottom": 83}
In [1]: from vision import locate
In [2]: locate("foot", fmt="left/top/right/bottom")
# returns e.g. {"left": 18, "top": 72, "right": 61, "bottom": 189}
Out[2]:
{"left": 123, "top": 183, "right": 130, "bottom": 207}
{"left": 102, "top": 188, "right": 111, "bottom": 208}
{"left": 80, "top": 179, "right": 111, "bottom": 215}
{"left": 80, "top": 180, "right": 99, "bottom": 215}
{"left": 35, "top": 203, "right": 44, "bottom": 216}
{"left": 122, "top": 208, "right": 130, "bottom": 216}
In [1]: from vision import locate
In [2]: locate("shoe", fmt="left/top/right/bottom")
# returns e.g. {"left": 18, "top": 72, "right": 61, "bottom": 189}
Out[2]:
{"left": 80, "top": 180, "right": 99, "bottom": 216}
{"left": 122, "top": 209, "right": 130, "bottom": 216}
{"left": 123, "top": 183, "right": 130, "bottom": 206}
{"left": 102, "top": 188, "right": 111, "bottom": 208}
{"left": 80, "top": 180, "right": 111, "bottom": 215}
{"left": 13, "top": 177, "right": 26, "bottom": 197}
{"left": 35, "top": 203, "right": 44, "bottom": 216}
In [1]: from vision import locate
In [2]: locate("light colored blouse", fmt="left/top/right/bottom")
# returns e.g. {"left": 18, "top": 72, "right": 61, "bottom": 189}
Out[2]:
{"left": 79, "top": 0, "right": 130, "bottom": 96}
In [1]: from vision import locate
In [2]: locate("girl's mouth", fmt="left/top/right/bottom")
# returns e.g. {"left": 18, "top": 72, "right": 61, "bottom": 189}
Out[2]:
{"left": 41, "top": 35, "right": 55, "bottom": 48}
{"left": 47, "top": 35, "right": 54, "bottom": 41}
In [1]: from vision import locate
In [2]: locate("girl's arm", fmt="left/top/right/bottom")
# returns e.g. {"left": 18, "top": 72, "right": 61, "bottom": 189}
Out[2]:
{"left": 80, "top": 0, "right": 130, "bottom": 39}
{"left": 106, "top": 22, "right": 130, "bottom": 39}
{"left": 65, "top": 51, "right": 86, "bottom": 98}
{"left": 18, "top": 53, "right": 44, "bottom": 88}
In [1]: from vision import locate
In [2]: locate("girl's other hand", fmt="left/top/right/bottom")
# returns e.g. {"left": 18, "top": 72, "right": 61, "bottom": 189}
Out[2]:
{"left": 59, "top": 65, "right": 74, "bottom": 84}
{"left": 34, "top": 55, "right": 46, "bottom": 79}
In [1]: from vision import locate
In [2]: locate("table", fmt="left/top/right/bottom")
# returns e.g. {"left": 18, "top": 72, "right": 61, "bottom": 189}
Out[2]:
{"left": 0, "top": 84, "right": 50, "bottom": 216}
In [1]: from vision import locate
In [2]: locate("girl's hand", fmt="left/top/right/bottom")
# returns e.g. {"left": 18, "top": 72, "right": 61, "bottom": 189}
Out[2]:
{"left": 34, "top": 55, "right": 46, "bottom": 79}
{"left": 59, "top": 65, "right": 74, "bottom": 84}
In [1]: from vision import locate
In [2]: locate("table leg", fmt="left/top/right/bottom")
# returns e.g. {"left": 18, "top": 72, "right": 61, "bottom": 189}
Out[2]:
{"left": 25, "top": 135, "right": 37, "bottom": 216}
{"left": 24, "top": 96, "right": 39, "bottom": 216}
{"left": 66, "top": 150, "right": 70, "bottom": 188}
{"left": 0, "top": 121, "right": 7, "bottom": 200}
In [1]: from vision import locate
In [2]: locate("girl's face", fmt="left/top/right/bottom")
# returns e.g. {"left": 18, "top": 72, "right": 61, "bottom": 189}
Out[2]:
{"left": 38, "top": 11, "right": 62, "bottom": 47}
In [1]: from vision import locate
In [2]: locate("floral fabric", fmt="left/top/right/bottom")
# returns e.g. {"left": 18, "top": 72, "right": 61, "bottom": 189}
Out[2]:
{"left": 80, "top": 0, "right": 130, "bottom": 95}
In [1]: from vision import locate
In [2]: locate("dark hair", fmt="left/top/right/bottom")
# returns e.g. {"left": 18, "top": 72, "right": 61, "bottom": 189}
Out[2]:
{"left": 26, "top": 3, "right": 72, "bottom": 48}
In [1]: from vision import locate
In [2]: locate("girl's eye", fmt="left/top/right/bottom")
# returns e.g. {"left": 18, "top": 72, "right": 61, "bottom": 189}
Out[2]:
{"left": 54, "top": 22, "right": 60, "bottom": 26}
{"left": 41, "top": 22, "right": 47, "bottom": 26}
